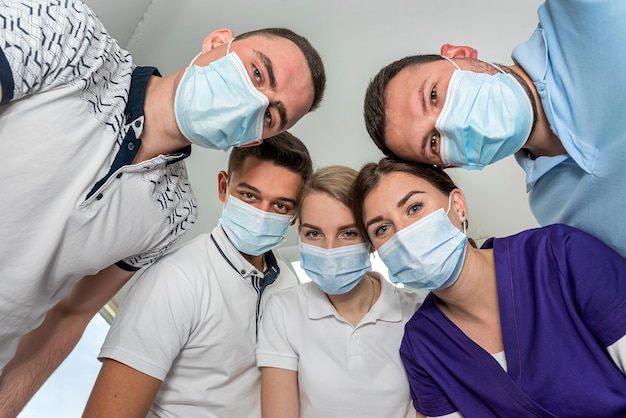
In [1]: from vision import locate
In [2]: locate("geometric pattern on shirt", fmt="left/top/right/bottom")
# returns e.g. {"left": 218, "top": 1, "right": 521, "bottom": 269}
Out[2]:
{"left": 1, "top": 0, "right": 132, "bottom": 139}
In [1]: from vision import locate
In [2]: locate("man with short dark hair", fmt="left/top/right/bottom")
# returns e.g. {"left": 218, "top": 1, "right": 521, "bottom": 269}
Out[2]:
{"left": 363, "top": 0, "right": 626, "bottom": 259}
{"left": 0, "top": 0, "right": 325, "bottom": 414}
{"left": 83, "top": 132, "right": 312, "bottom": 417}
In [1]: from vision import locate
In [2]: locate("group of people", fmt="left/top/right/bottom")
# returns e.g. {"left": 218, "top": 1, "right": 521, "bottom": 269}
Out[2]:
{"left": 1, "top": 0, "right": 625, "bottom": 417}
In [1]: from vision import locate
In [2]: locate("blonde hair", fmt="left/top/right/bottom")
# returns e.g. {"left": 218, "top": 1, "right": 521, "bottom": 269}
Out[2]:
{"left": 297, "top": 165, "right": 358, "bottom": 218}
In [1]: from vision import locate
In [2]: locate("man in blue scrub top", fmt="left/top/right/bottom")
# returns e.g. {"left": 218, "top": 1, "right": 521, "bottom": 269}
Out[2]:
{"left": 363, "top": 0, "right": 626, "bottom": 258}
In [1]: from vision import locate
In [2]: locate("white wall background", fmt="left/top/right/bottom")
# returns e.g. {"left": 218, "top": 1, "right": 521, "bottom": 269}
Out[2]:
{"left": 89, "top": 0, "right": 543, "bottom": 253}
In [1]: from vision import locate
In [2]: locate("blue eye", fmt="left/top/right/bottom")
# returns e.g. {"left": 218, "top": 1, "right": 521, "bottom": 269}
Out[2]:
{"left": 373, "top": 224, "right": 389, "bottom": 237}
{"left": 408, "top": 203, "right": 422, "bottom": 215}
{"left": 341, "top": 230, "right": 359, "bottom": 240}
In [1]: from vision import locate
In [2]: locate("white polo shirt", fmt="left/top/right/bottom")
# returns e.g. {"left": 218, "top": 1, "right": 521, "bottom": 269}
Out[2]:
{"left": 0, "top": 0, "right": 196, "bottom": 371}
{"left": 99, "top": 225, "right": 298, "bottom": 418}
{"left": 256, "top": 276, "right": 424, "bottom": 418}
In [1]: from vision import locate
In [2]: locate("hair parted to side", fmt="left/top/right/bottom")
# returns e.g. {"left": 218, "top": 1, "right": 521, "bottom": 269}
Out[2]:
{"left": 298, "top": 165, "right": 369, "bottom": 244}
{"left": 297, "top": 165, "right": 358, "bottom": 217}
{"left": 236, "top": 28, "right": 326, "bottom": 112}
{"left": 363, "top": 55, "right": 443, "bottom": 157}
{"left": 228, "top": 131, "right": 313, "bottom": 187}
{"left": 352, "top": 157, "right": 476, "bottom": 247}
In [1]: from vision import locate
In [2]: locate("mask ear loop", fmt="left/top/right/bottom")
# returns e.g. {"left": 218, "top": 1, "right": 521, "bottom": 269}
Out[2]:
{"left": 440, "top": 55, "right": 461, "bottom": 70}
{"left": 226, "top": 38, "right": 234, "bottom": 55}
{"left": 189, "top": 37, "right": 235, "bottom": 67}
{"left": 445, "top": 193, "right": 453, "bottom": 215}
{"left": 446, "top": 192, "right": 468, "bottom": 235}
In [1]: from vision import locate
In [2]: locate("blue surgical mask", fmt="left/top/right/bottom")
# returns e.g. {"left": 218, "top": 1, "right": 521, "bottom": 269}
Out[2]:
{"left": 435, "top": 57, "right": 533, "bottom": 170}
{"left": 220, "top": 195, "right": 293, "bottom": 256}
{"left": 300, "top": 242, "right": 372, "bottom": 295}
{"left": 377, "top": 206, "right": 467, "bottom": 291}
{"left": 174, "top": 40, "right": 269, "bottom": 151}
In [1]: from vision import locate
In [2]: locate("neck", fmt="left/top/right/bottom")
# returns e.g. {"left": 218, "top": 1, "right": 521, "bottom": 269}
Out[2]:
{"left": 434, "top": 248, "right": 498, "bottom": 320}
{"left": 326, "top": 273, "right": 379, "bottom": 327}
{"left": 133, "top": 70, "right": 191, "bottom": 164}
{"left": 242, "top": 253, "right": 265, "bottom": 271}
{"left": 509, "top": 64, "right": 565, "bottom": 159}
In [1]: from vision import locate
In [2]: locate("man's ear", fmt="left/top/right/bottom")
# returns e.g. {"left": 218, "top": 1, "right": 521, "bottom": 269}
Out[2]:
{"left": 201, "top": 28, "right": 235, "bottom": 53}
{"left": 440, "top": 44, "right": 478, "bottom": 60}
{"left": 217, "top": 170, "right": 229, "bottom": 203}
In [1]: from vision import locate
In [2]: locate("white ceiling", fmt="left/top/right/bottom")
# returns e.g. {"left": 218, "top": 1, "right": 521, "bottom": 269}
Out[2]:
{"left": 84, "top": 0, "right": 152, "bottom": 47}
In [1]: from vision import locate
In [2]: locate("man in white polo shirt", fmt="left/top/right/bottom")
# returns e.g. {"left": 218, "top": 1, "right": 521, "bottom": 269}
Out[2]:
{"left": 83, "top": 132, "right": 312, "bottom": 418}
{"left": 0, "top": 0, "right": 325, "bottom": 414}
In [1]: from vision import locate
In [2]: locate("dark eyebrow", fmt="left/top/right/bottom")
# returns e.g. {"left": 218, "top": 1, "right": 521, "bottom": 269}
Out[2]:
{"left": 255, "top": 50, "right": 276, "bottom": 88}
{"left": 365, "top": 190, "right": 424, "bottom": 229}
{"left": 301, "top": 222, "right": 320, "bottom": 230}
{"left": 276, "top": 102, "right": 287, "bottom": 131}
{"left": 239, "top": 182, "right": 296, "bottom": 207}
{"left": 398, "top": 190, "right": 424, "bottom": 207}
{"left": 237, "top": 182, "right": 261, "bottom": 195}
{"left": 277, "top": 195, "right": 297, "bottom": 207}
{"left": 255, "top": 50, "right": 288, "bottom": 130}
{"left": 419, "top": 77, "right": 427, "bottom": 116}
{"left": 365, "top": 215, "right": 383, "bottom": 229}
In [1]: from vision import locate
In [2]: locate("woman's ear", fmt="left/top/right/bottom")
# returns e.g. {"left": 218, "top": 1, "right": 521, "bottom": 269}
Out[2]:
{"left": 450, "top": 188, "right": 468, "bottom": 225}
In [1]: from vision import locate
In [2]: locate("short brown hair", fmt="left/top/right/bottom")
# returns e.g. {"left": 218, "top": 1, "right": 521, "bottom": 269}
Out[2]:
{"left": 227, "top": 131, "right": 313, "bottom": 186}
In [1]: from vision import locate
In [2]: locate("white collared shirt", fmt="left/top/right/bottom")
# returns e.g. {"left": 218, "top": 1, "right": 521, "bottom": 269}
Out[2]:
{"left": 256, "top": 277, "right": 424, "bottom": 418}
{"left": 100, "top": 225, "right": 297, "bottom": 418}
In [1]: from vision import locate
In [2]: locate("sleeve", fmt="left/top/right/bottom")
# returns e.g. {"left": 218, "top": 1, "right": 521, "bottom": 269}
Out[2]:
{"left": 99, "top": 261, "right": 199, "bottom": 381}
{"left": 0, "top": 0, "right": 126, "bottom": 104}
{"left": 256, "top": 292, "right": 299, "bottom": 371}
{"left": 551, "top": 225, "right": 626, "bottom": 347}
{"left": 399, "top": 329, "right": 457, "bottom": 417}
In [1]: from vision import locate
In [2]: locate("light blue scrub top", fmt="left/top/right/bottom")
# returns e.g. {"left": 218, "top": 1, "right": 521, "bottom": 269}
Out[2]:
{"left": 512, "top": 0, "right": 626, "bottom": 258}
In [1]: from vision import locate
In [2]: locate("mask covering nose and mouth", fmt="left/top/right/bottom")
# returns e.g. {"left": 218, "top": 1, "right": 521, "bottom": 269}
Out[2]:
{"left": 377, "top": 194, "right": 468, "bottom": 291}
{"left": 299, "top": 242, "right": 372, "bottom": 295}
{"left": 174, "top": 38, "right": 270, "bottom": 151}
{"left": 220, "top": 194, "right": 293, "bottom": 256}
{"left": 435, "top": 56, "right": 533, "bottom": 170}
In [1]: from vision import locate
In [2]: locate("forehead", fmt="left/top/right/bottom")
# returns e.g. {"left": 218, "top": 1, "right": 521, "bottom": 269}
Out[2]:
{"left": 237, "top": 34, "right": 314, "bottom": 126}
{"left": 383, "top": 62, "right": 454, "bottom": 161}
{"left": 363, "top": 172, "right": 438, "bottom": 213}
{"left": 301, "top": 192, "right": 353, "bottom": 225}
{"left": 229, "top": 157, "right": 303, "bottom": 196}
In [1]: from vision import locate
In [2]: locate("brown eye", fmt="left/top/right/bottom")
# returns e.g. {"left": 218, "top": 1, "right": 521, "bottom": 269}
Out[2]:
{"left": 430, "top": 87, "right": 437, "bottom": 105}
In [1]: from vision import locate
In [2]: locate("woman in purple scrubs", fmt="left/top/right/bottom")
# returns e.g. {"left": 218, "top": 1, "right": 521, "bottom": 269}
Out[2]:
{"left": 352, "top": 158, "right": 626, "bottom": 418}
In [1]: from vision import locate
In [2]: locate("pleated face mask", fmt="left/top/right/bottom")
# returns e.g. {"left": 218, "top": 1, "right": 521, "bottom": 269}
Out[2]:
{"left": 220, "top": 195, "right": 293, "bottom": 256}
{"left": 377, "top": 205, "right": 467, "bottom": 292}
{"left": 299, "top": 242, "right": 372, "bottom": 295}
{"left": 436, "top": 57, "right": 533, "bottom": 170}
{"left": 174, "top": 40, "right": 269, "bottom": 151}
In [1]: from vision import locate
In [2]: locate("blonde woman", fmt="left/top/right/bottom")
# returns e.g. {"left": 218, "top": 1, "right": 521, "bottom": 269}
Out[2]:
{"left": 256, "top": 165, "right": 424, "bottom": 418}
